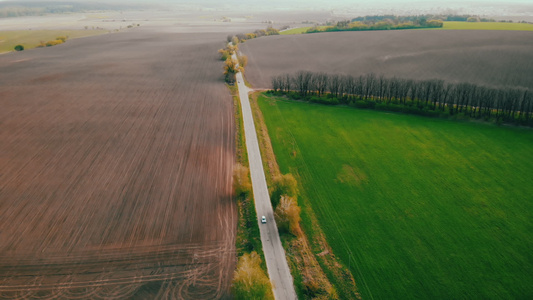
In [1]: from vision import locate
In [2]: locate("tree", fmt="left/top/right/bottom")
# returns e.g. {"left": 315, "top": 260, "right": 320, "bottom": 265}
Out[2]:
{"left": 233, "top": 163, "right": 251, "bottom": 197}
{"left": 293, "top": 71, "right": 313, "bottom": 96}
{"left": 313, "top": 72, "right": 329, "bottom": 96}
{"left": 274, "top": 195, "right": 302, "bottom": 236}
{"left": 427, "top": 19, "right": 444, "bottom": 27}
{"left": 266, "top": 27, "right": 280, "bottom": 35}
{"left": 269, "top": 173, "right": 298, "bottom": 208}
{"left": 232, "top": 252, "right": 273, "bottom": 299}
{"left": 232, "top": 36, "right": 239, "bottom": 45}
{"left": 238, "top": 55, "right": 248, "bottom": 68}
{"left": 14, "top": 45, "right": 24, "bottom": 51}
{"left": 223, "top": 58, "right": 240, "bottom": 84}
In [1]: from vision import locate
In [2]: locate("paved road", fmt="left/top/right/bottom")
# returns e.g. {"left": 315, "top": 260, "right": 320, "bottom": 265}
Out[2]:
{"left": 234, "top": 59, "right": 297, "bottom": 300}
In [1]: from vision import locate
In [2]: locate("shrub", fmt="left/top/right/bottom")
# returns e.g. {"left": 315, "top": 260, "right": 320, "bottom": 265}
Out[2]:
{"left": 309, "top": 96, "right": 340, "bottom": 105}
{"left": 218, "top": 49, "right": 230, "bottom": 60}
{"left": 270, "top": 173, "right": 298, "bottom": 208}
{"left": 233, "top": 163, "right": 252, "bottom": 197}
{"left": 238, "top": 55, "right": 248, "bottom": 68}
{"left": 56, "top": 36, "right": 67, "bottom": 42}
{"left": 274, "top": 195, "right": 302, "bottom": 236}
{"left": 14, "top": 44, "right": 24, "bottom": 51}
{"left": 427, "top": 19, "right": 444, "bottom": 27}
{"left": 232, "top": 252, "right": 274, "bottom": 300}
{"left": 45, "top": 39, "right": 64, "bottom": 47}
{"left": 354, "top": 100, "right": 375, "bottom": 109}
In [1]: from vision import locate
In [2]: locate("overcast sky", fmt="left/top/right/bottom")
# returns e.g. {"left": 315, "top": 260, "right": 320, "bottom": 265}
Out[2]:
{"left": 1, "top": 0, "right": 532, "bottom": 17}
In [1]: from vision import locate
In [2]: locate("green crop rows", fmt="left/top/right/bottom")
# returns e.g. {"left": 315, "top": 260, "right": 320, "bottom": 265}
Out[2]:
{"left": 257, "top": 93, "right": 533, "bottom": 299}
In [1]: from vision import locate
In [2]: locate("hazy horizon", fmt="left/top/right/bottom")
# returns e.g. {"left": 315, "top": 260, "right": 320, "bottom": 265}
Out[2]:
{"left": 1, "top": 0, "right": 532, "bottom": 18}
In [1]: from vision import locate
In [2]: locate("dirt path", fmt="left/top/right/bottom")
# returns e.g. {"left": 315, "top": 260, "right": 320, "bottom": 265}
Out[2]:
{"left": 233, "top": 54, "right": 297, "bottom": 299}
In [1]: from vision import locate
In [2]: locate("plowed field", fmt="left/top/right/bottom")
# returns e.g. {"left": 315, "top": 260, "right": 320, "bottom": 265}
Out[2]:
{"left": 240, "top": 30, "right": 533, "bottom": 90}
{"left": 0, "top": 29, "right": 236, "bottom": 299}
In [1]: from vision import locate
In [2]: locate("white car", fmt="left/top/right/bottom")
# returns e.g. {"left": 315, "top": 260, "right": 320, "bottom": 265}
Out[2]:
{"left": 261, "top": 216, "right": 267, "bottom": 224}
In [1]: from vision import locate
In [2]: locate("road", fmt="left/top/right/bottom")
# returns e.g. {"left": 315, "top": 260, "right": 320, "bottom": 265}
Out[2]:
{"left": 234, "top": 59, "right": 297, "bottom": 300}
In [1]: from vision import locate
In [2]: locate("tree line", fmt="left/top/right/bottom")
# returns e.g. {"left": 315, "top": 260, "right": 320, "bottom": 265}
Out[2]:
{"left": 351, "top": 14, "right": 497, "bottom": 24}
{"left": 271, "top": 71, "right": 533, "bottom": 126}
{"left": 307, "top": 19, "right": 442, "bottom": 33}
{"left": 0, "top": 1, "right": 140, "bottom": 18}
{"left": 227, "top": 27, "right": 280, "bottom": 45}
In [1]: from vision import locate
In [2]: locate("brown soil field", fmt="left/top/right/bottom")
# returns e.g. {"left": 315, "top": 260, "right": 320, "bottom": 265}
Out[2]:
{"left": 0, "top": 29, "right": 237, "bottom": 299}
{"left": 239, "top": 30, "right": 533, "bottom": 90}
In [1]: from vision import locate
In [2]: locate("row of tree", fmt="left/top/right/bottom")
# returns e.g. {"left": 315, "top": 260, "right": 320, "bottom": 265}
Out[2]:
{"left": 271, "top": 71, "right": 533, "bottom": 125}
{"left": 227, "top": 27, "right": 280, "bottom": 45}
{"left": 351, "top": 14, "right": 497, "bottom": 23}
{"left": 307, "top": 18, "right": 443, "bottom": 33}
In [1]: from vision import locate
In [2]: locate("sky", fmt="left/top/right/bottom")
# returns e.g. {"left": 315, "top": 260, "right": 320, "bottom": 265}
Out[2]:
{"left": 0, "top": 0, "right": 532, "bottom": 17}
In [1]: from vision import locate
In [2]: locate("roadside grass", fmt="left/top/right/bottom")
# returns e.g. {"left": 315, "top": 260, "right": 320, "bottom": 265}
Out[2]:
{"left": 231, "top": 84, "right": 263, "bottom": 258}
{"left": 257, "top": 93, "right": 533, "bottom": 299}
{"left": 0, "top": 29, "right": 107, "bottom": 53}
{"left": 442, "top": 21, "right": 533, "bottom": 31}
{"left": 230, "top": 85, "right": 273, "bottom": 299}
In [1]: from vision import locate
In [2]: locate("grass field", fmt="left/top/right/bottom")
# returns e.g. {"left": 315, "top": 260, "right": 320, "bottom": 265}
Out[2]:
{"left": 442, "top": 21, "right": 533, "bottom": 31}
{"left": 280, "top": 26, "right": 327, "bottom": 35}
{"left": 279, "top": 21, "right": 533, "bottom": 36}
{"left": 280, "top": 27, "right": 311, "bottom": 35}
{"left": 0, "top": 29, "right": 107, "bottom": 53}
{"left": 256, "top": 93, "right": 533, "bottom": 299}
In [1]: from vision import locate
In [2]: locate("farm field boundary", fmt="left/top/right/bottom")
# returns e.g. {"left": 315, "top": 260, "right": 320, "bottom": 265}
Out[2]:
{"left": 0, "top": 29, "right": 107, "bottom": 53}
{"left": 442, "top": 21, "right": 533, "bottom": 31}
{"left": 256, "top": 92, "right": 533, "bottom": 299}
{"left": 280, "top": 21, "right": 533, "bottom": 35}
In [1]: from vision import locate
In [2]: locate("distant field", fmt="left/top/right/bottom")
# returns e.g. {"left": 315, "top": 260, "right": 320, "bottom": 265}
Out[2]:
{"left": 240, "top": 30, "right": 533, "bottom": 90}
{"left": 279, "top": 21, "right": 533, "bottom": 36}
{"left": 0, "top": 29, "right": 107, "bottom": 53}
{"left": 257, "top": 93, "right": 533, "bottom": 299}
{"left": 280, "top": 27, "right": 311, "bottom": 35}
{"left": 280, "top": 26, "right": 327, "bottom": 35}
{"left": 443, "top": 21, "right": 533, "bottom": 31}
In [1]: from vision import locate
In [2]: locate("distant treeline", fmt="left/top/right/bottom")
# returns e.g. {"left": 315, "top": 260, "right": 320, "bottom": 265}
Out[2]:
{"left": 271, "top": 72, "right": 533, "bottom": 126}
{"left": 305, "top": 14, "right": 533, "bottom": 33}
{"left": 306, "top": 18, "right": 443, "bottom": 33}
{"left": 228, "top": 27, "right": 280, "bottom": 45}
{"left": 351, "top": 14, "right": 497, "bottom": 23}
{"left": 0, "top": 1, "right": 142, "bottom": 18}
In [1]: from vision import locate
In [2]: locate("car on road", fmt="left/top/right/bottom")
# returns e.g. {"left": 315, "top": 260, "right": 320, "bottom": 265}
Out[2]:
{"left": 261, "top": 216, "right": 267, "bottom": 223}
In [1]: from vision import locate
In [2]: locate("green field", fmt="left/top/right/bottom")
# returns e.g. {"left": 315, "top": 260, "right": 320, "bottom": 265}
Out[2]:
{"left": 280, "top": 22, "right": 533, "bottom": 35}
{"left": 442, "top": 21, "right": 533, "bottom": 31}
{"left": 257, "top": 93, "right": 533, "bottom": 299}
{"left": 0, "top": 30, "right": 107, "bottom": 53}
{"left": 280, "top": 27, "right": 311, "bottom": 35}
{"left": 280, "top": 26, "right": 329, "bottom": 35}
